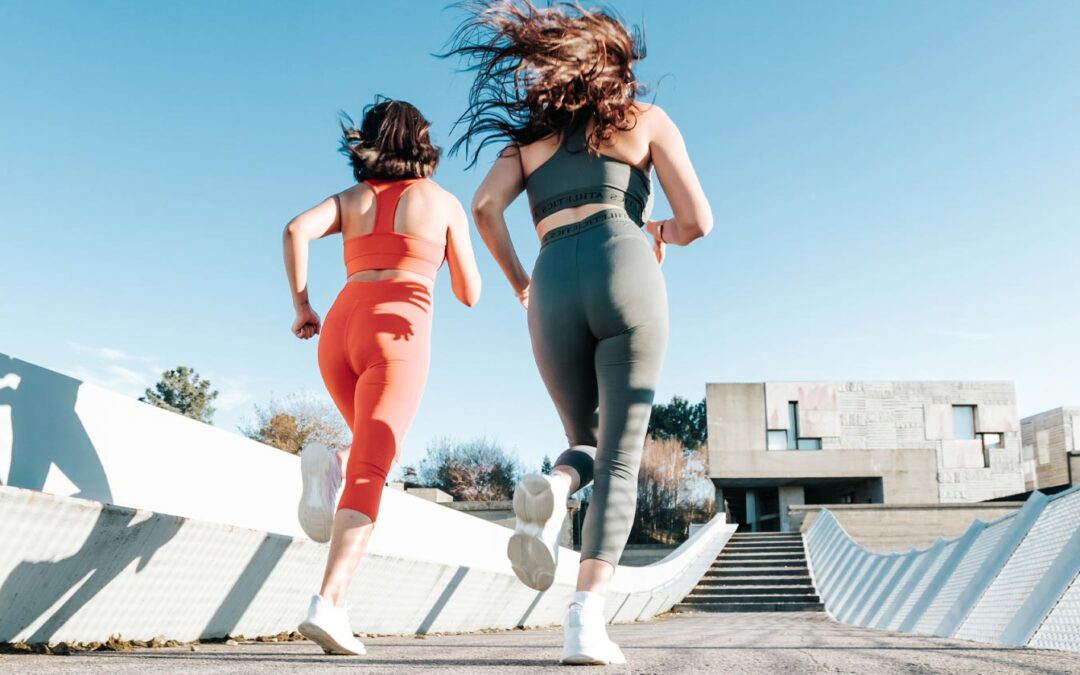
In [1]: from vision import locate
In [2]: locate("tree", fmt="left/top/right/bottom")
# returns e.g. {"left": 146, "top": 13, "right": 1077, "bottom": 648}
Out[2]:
{"left": 540, "top": 455, "right": 553, "bottom": 474}
{"left": 240, "top": 395, "right": 350, "bottom": 454}
{"left": 140, "top": 366, "right": 218, "bottom": 423}
{"left": 629, "top": 437, "right": 715, "bottom": 544}
{"left": 416, "top": 437, "right": 522, "bottom": 501}
{"left": 647, "top": 395, "right": 707, "bottom": 449}
{"left": 397, "top": 464, "right": 420, "bottom": 487}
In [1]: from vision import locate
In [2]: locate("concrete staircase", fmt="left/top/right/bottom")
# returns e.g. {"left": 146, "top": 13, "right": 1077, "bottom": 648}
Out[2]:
{"left": 675, "top": 532, "right": 824, "bottom": 613}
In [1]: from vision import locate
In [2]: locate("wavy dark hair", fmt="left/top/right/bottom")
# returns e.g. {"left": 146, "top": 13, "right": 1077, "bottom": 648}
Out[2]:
{"left": 340, "top": 97, "right": 441, "bottom": 181}
{"left": 442, "top": 1, "right": 646, "bottom": 166}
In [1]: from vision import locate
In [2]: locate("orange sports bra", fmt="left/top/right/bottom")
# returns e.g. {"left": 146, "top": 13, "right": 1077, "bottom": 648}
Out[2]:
{"left": 343, "top": 179, "right": 446, "bottom": 280}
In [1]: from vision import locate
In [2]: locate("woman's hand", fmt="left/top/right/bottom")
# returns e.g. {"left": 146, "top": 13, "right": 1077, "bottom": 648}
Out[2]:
{"left": 644, "top": 219, "right": 667, "bottom": 265}
{"left": 515, "top": 281, "right": 530, "bottom": 310}
{"left": 292, "top": 304, "right": 322, "bottom": 340}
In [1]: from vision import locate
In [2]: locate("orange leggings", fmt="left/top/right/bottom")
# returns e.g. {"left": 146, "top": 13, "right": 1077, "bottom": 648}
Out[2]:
{"left": 317, "top": 279, "right": 433, "bottom": 521}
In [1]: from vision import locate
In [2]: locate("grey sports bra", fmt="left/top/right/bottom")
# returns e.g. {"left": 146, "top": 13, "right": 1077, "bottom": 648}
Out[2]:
{"left": 524, "top": 123, "right": 653, "bottom": 227}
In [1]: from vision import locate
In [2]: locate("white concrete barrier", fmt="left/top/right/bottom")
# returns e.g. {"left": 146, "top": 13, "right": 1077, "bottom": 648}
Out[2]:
{"left": 804, "top": 486, "right": 1080, "bottom": 653}
{"left": 0, "top": 353, "right": 736, "bottom": 644}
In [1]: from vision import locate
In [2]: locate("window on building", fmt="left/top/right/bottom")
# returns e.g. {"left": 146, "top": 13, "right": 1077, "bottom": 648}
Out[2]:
{"left": 978, "top": 432, "right": 1002, "bottom": 468}
{"left": 787, "top": 402, "right": 799, "bottom": 448}
{"left": 953, "top": 405, "right": 976, "bottom": 440}
{"left": 765, "top": 401, "right": 822, "bottom": 450}
{"left": 767, "top": 430, "right": 788, "bottom": 450}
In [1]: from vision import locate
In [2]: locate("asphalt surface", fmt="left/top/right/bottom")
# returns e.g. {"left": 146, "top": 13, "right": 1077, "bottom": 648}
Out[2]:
{"left": 3, "top": 612, "right": 1079, "bottom": 674}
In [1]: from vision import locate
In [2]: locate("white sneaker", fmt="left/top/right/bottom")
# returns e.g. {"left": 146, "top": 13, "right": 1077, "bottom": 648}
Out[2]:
{"left": 561, "top": 600, "right": 625, "bottom": 666}
{"left": 298, "top": 444, "right": 342, "bottom": 543}
{"left": 298, "top": 594, "right": 366, "bottom": 655}
{"left": 507, "top": 473, "right": 569, "bottom": 591}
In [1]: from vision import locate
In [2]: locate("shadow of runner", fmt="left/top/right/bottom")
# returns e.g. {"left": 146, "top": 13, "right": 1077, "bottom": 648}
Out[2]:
{"left": 0, "top": 506, "right": 182, "bottom": 643}
{"left": 416, "top": 567, "right": 469, "bottom": 634}
{"left": 0, "top": 355, "right": 112, "bottom": 502}
{"left": 200, "top": 534, "right": 293, "bottom": 639}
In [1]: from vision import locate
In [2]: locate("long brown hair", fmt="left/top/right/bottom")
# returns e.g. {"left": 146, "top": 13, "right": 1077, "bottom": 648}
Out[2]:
{"left": 340, "top": 97, "right": 441, "bottom": 182}
{"left": 443, "top": 1, "right": 646, "bottom": 166}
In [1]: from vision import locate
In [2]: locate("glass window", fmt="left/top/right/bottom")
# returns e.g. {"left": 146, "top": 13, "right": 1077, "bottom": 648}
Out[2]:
{"left": 787, "top": 402, "right": 799, "bottom": 449}
{"left": 978, "top": 432, "right": 1001, "bottom": 468}
{"left": 953, "top": 405, "right": 976, "bottom": 440}
{"left": 767, "top": 430, "right": 789, "bottom": 450}
{"left": 767, "top": 402, "right": 821, "bottom": 450}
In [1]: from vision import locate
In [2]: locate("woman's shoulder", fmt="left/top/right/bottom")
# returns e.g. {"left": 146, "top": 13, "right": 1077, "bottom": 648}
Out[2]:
{"left": 413, "top": 177, "right": 455, "bottom": 201}
{"left": 631, "top": 102, "right": 674, "bottom": 130}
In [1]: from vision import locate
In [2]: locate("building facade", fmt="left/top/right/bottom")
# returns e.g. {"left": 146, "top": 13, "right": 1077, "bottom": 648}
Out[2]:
{"left": 707, "top": 381, "right": 1025, "bottom": 531}
{"left": 1020, "top": 407, "right": 1080, "bottom": 492}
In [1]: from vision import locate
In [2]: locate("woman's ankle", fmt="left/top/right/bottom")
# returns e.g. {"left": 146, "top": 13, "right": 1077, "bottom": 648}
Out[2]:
{"left": 318, "top": 587, "right": 347, "bottom": 608}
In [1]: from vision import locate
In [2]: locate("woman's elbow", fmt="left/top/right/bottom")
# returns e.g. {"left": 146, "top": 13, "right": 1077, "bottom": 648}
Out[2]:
{"left": 457, "top": 282, "right": 481, "bottom": 308}
{"left": 471, "top": 195, "right": 502, "bottom": 229}
{"left": 682, "top": 212, "right": 714, "bottom": 242}
{"left": 284, "top": 218, "right": 304, "bottom": 241}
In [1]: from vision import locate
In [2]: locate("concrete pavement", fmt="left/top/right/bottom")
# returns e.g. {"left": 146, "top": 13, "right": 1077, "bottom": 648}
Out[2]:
{"left": 3, "top": 612, "right": 1079, "bottom": 674}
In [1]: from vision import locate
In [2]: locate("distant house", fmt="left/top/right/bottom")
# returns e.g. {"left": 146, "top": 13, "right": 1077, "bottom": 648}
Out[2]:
{"left": 706, "top": 381, "right": 1025, "bottom": 531}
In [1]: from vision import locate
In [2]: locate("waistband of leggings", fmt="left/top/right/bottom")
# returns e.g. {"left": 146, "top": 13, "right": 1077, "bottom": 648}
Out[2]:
{"left": 540, "top": 209, "right": 641, "bottom": 247}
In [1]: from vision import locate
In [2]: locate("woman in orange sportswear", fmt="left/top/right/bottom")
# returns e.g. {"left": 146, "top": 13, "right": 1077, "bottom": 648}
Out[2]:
{"left": 281, "top": 98, "right": 481, "bottom": 656}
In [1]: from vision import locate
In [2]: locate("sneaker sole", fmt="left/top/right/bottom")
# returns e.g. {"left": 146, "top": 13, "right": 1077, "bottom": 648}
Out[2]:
{"left": 298, "top": 448, "right": 335, "bottom": 543}
{"left": 298, "top": 620, "right": 366, "bottom": 656}
{"left": 508, "top": 474, "right": 557, "bottom": 591}
{"left": 561, "top": 652, "right": 626, "bottom": 666}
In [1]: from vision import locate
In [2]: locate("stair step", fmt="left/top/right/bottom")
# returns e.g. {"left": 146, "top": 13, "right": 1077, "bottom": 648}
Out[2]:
{"left": 717, "top": 552, "right": 803, "bottom": 557}
{"left": 692, "top": 584, "right": 817, "bottom": 595}
{"left": 673, "top": 602, "right": 825, "bottom": 613}
{"left": 730, "top": 533, "right": 803, "bottom": 538}
{"left": 721, "top": 542, "right": 807, "bottom": 548}
{"left": 706, "top": 568, "right": 812, "bottom": 578}
{"left": 685, "top": 594, "right": 820, "bottom": 604}
{"left": 712, "top": 560, "right": 807, "bottom": 569}
{"left": 700, "top": 575, "right": 813, "bottom": 586}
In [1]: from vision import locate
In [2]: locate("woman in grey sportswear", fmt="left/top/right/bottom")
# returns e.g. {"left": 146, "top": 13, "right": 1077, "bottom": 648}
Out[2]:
{"left": 446, "top": 2, "right": 712, "bottom": 665}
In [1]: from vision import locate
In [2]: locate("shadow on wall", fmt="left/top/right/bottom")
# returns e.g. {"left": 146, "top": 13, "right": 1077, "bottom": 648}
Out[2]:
{"left": 201, "top": 534, "right": 294, "bottom": 639}
{"left": 0, "top": 507, "right": 183, "bottom": 643}
{"left": 0, "top": 354, "right": 112, "bottom": 502}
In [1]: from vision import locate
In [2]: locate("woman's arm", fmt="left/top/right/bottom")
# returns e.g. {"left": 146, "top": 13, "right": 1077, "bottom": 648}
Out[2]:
{"left": 471, "top": 147, "right": 530, "bottom": 308}
{"left": 647, "top": 107, "right": 713, "bottom": 246}
{"left": 282, "top": 195, "right": 341, "bottom": 339}
{"left": 446, "top": 195, "right": 482, "bottom": 307}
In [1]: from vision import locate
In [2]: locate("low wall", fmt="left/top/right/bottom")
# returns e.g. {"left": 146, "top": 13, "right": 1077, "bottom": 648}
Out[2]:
{"left": 0, "top": 354, "right": 736, "bottom": 644}
{"left": 792, "top": 503, "right": 1023, "bottom": 553}
{"left": 803, "top": 486, "right": 1080, "bottom": 652}
{"left": 443, "top": 499, "right": 578, "bottom": 549}
{"left": 620, "top": 546, "right": 678, "bottom": 567}
{"left": 0, "top": 486, "right": 734, "bottom": 644}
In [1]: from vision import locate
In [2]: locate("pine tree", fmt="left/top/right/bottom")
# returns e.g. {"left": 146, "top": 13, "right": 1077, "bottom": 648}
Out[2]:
{"left": 647, "top": 395, "right": 708, "bottom": 449}
{"left": 540, "top": 455, "right": 553, "bottom": 474}
{"left": 140, "top": 366, "right": 219, "bottom": 424}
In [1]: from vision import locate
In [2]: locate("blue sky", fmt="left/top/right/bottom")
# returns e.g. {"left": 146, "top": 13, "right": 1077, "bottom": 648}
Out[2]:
{"left": 2, "top": 1, "right": 1078, "bottom": 471}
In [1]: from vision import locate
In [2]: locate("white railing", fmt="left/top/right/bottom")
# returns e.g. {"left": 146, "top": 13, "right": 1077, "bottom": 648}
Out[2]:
{"left": 804, "top": 486, "right": 1080, "bottom": 652}
{"left": 0, "top": 353, "right": 736, "bottom": 644}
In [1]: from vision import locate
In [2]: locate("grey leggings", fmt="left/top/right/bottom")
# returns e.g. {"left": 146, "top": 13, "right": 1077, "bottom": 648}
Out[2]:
{"left": 528, "top": 210, "right": 668, "bottom": 566}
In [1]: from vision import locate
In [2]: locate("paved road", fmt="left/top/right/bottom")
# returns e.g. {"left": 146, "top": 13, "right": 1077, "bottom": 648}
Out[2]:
{"left": 3, "top": 612, "right": 1079, "bottom": 674}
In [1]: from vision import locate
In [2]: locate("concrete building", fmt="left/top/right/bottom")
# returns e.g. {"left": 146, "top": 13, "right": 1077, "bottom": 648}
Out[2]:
{"left": 707, "top": 381, "right": 1025, "bottom": 531}
{"left": 1021, "top": 407, "right": 1080, "bottom": 491}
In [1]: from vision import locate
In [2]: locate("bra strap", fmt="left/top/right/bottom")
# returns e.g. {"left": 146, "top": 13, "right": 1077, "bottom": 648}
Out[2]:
{"left": 562, "top": 121, "right": 588, "bottom": 153}
{"left": 366, "top": 178, "right": 423, "bottom": 234}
